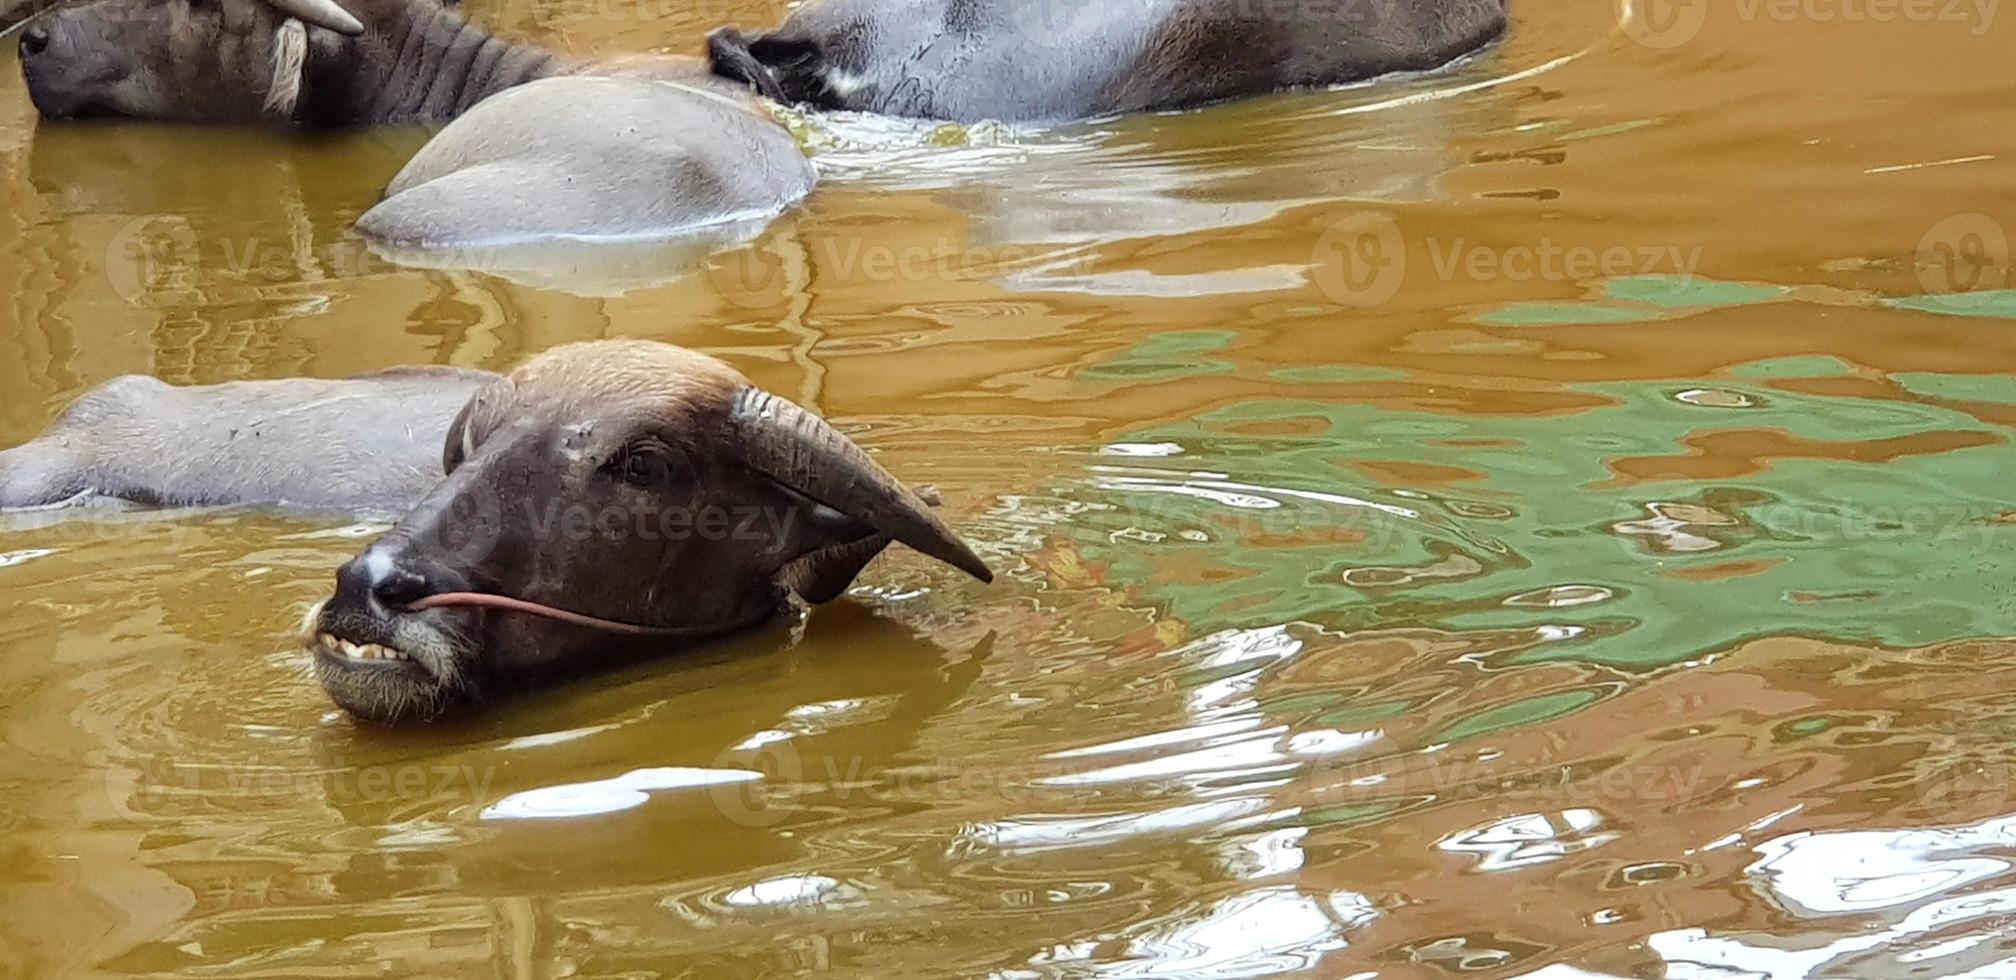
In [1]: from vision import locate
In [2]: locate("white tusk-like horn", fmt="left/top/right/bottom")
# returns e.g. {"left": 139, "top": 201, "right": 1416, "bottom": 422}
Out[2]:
{"left": 264, "top": 0, "right": 364, "bottom": 36}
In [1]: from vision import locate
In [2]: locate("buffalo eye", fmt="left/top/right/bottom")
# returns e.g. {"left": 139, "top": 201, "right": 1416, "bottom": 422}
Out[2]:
{"left": 615, "top": 450, "right": 669, "bottom": 488}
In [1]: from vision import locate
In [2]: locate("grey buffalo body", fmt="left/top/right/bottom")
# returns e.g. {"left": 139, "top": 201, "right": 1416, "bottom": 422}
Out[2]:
{"left": 710, "top": 0, "right": 1509, "bottom": 123}
{"left": 0, "top": 367, "right": 490, "bottom": 514}
{"left": 359, "top": 75, "right": 816, "bottom": 248}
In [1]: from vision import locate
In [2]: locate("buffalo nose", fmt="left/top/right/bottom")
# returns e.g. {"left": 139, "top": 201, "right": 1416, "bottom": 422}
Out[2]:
{"left": 332, "top": 544, "right": 454, "bottom": 612}
{"left": 21, "top": 23, "right": 50, "bottom": 57}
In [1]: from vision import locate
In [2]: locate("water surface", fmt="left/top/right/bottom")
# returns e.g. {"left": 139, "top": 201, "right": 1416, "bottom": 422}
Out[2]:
{"left": 3, "top": 1, "right": 2016, "bottom": 976}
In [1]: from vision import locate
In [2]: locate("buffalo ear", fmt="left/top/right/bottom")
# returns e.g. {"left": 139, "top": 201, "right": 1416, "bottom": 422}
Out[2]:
{"left": 764, "top": 487, "right": 949, "bottom": 605}
{"left": 440, "top": 397, "right": 476, "bottom": 475}
{"left": 779, "top": 532, "right": 893, "bottom": 604}
{"left": 726, "top": 387, "right": 994, "bottom": 585}
{"left": 440, "top": 379, "right": 511, "bottom": 474}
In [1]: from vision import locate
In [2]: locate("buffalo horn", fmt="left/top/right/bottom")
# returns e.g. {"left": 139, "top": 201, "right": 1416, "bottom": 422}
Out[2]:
{"left": 729, "top": 388, "right": 994, "bottom": 584}
{"left": 264, "top": 0, "right": 363, "bottom": 36}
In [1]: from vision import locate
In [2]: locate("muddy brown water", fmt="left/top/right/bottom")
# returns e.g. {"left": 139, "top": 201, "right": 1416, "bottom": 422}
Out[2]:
{"left": 3, "top": 1, "right": 2016, "bottom": 976}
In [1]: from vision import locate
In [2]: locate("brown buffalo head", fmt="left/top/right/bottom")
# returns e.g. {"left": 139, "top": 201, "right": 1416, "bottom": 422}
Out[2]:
{"left": 308, "top": 340, "right": 993, "bottom": 724}
{"left": 19, "top": 0, "right": 362, "bottom": 121}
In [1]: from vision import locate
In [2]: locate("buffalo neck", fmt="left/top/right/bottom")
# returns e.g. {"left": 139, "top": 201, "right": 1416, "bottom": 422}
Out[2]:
{"left": 298, "top": 1, "right": 569, "bottom": 125}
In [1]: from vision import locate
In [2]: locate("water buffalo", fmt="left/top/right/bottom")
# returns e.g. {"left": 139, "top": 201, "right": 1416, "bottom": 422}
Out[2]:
{"left": 15, "top": 0, "right": 817, "bottom": 246}
{"left": 0, "top": 342, "right": 994, "bottom": 723}
{"left": 18, "top": 0, "right": 688, "bottom": 123}
{"left": 709, "top": 0, "right": 1509, "bottom": 123}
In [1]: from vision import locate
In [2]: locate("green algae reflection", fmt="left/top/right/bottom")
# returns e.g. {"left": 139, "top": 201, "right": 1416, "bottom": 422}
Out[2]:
{"left": 1059, "top": 357, "right": 2014, "bottom": 675}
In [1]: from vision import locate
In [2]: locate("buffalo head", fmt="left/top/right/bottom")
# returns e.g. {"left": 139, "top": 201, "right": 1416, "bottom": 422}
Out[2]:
{"left": 20, "top": 0, "right": 361, "bottom": 121}
{"left": 306, "top": 340, "right": 993, "bottom": 724}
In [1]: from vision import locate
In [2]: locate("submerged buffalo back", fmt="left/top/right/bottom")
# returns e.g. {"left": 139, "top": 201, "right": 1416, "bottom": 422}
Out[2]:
{"left": 710, "top": 0, "right": 1508, "bottom": 122}
{"left": 0, "top": 367, "right": 493, "bottom": 513}
{"left": 1115, "top": 0, "right": 1508, "bottom": 113}
{"left": 356, "top": 76, "right": 813, "bottom": 249}
{"left": 713, "top": 0, "right": 1169, "bottom": 121}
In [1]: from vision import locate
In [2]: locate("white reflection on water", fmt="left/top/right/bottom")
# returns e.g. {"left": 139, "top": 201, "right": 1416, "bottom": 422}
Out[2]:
{"left": 965, "top": 798, "right": 1268, "bottom": 853}
{"left": 1035, "top": 728, "right": 1292, "bottom": 787}
{"left": 1438, "top": 809, "right": 1617, "bottom": 872}
{"left": 1747, "top": 820, "right": 2016, "bottom": 915}
{"left": 1099, "top": 443, "right": 1187, "bottom": 458}
{"left": 1221, "top": 828, "right": 1307, "bottom": 879}
{"left": 784, "top": 695, "right": 902, "bottom": 728}
{"left": 0, "top": 548, "right": 57, "bottom": 568}
{"left": 1610, "top": 502, "right": 1736, "bottom": 555}
{"left": 724, "top": 695, "right": 908, "bottom": 753}
{"left": 479, "top": 767, "right": 762, "bottom": 821}
{"left": 1641, "top": 815, "right": 2016, "bottom": 978}
{"left": 498, "top": 721, "right": 623, "bottom": 751}
{"left": 1097, "top": 473, "right": 1425, "bottom": 523}
{"left": 1046, "top": 717, "right": 1266, "bottom": 759}
{"left": 720, "top": 874, "right": 865, "bottom": 910}
{"left": 1012, "top": 264, "right": 1314, "bottom": 299}
{"left": 1187, "top": 626, "right": 1306, "bottom": 716}
{"left": 1009, "top": 886, "right": 1378, "bottom": 979}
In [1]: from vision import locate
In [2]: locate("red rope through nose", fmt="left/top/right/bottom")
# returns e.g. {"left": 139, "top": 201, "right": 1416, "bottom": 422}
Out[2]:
{"left": 405, "top": 592, "right": 723, "bottom": 638}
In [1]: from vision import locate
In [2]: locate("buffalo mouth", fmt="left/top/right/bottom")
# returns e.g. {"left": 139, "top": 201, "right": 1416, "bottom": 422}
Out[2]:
{"left": 310, "top": 630, "right": 428, "bottom": 672}
{"left": 22, "top": 83, "right": 115, "bottom": 120}
{"left": 707, "top": 27, "right": 836, "bottom": 108}
{"left": 21, "top": 58, "right": 129, "bottom": 122}
{"left": 707, "top": 27, "right": 786, "bottom": 102}
{"left": 22, "top": 81, "right": 95, "bottom": 121}
{"left": 307, "top": 605, "right": 470, "bottom": 725}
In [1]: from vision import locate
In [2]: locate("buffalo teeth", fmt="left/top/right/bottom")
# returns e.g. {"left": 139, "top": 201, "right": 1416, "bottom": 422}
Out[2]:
{"left": 316, "top": 633, "right": 411, "bottom": 662}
